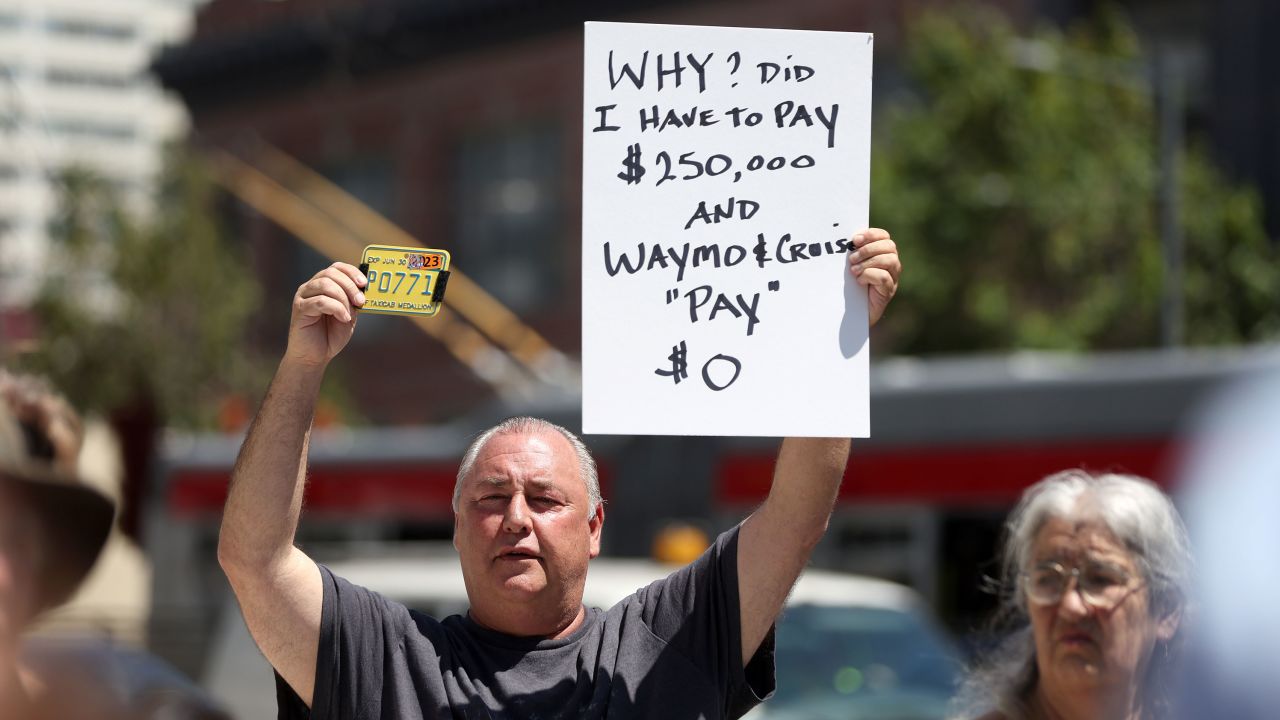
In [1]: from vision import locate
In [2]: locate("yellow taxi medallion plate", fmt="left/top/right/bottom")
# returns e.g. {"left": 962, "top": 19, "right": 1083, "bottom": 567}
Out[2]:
{"left": 358, "top": 244, "right": 452, "bottom": 317}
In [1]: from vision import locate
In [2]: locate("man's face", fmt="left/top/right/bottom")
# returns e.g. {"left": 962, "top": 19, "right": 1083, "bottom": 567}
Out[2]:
{"left": 453, "top": 430, "right": 602, "bottom": 627}
{"left": 0, "top": 482, "right": 39, "bottom": 650}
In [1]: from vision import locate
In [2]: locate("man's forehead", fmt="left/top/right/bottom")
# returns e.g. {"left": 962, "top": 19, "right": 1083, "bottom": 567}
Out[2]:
{"left": 467, "top": 430, "right": 581, "bottom": 481}
{"left": 476, "top": 475, "right": 562, "bottom": 491}
{"left": 474, "top": 429, "right": 568, "bottom": 459}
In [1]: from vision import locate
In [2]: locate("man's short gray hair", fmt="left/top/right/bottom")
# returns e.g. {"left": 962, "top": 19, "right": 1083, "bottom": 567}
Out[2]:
{"left": 452, "top": 417, "right": 601, "bottom": 515}
{"left": 950, "top": 469, "right": 1192, "bottom": 720}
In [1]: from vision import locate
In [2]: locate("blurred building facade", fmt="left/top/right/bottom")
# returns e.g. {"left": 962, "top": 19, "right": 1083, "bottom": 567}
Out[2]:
{"left": 0, "top": 0, "right": 199, "bottom": 313}
{"left": 153, "top": 0, "right": 924, "bottom": 424}
{"left": 144, "top": 0, "right": 1280, "bottom": 675}
{"left": 154, "top": 0, "right": 1280, "bottom": 425}
{"left": 1087, "top": 0, "right": 1280, "bottom": 238}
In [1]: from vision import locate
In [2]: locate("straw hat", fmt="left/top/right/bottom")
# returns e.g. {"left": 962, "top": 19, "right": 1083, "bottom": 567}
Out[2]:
{"left": 0, "top": 401, "right": 114, "bottom": 613}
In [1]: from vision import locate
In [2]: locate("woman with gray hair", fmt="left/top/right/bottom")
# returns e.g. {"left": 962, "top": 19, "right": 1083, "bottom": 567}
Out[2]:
{"left": 952, "top": 470, "right": 1191, "bottom": 720}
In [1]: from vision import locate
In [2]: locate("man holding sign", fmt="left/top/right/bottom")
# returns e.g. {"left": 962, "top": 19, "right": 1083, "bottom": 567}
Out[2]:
{"left": 219, "top": 228, "right": 898, "bottom": 719}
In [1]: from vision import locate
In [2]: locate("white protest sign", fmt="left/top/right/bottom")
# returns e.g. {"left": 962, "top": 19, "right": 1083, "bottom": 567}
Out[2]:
{"left": 582, "top": 22, "right": 873, "bottom": 437}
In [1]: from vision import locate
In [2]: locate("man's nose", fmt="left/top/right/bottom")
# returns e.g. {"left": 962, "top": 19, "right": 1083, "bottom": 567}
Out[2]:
{"left": 501, "top": 494, "right": 532, "bottom": 534}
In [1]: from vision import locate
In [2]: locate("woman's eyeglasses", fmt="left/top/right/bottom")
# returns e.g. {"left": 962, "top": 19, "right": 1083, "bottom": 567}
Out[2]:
{"left": 1021, "top": 560, "right": 1141, "bottom": 610}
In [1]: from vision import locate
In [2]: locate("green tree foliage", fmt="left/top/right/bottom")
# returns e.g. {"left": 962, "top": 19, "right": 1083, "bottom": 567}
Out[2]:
{"left": 21, "top": 146, "right": 266, "bottom": 428}
{"left": 872, "top": 5, "right": 1279, "bottom": 353}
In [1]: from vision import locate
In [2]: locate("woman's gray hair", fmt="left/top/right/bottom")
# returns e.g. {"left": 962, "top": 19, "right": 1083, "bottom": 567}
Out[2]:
{"left": 951, "top": 470, "right": 1192, "bottom": 720}
{"left": 452, "top": 416, "right": 602, "bottom": 514}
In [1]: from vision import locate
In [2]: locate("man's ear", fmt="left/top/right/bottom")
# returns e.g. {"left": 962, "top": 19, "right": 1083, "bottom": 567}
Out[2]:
{"left": 588, "top": 503, "right": 605, "bottom": 559}
{"left": 452, "top": 512, "right": 460, "bottom": 552}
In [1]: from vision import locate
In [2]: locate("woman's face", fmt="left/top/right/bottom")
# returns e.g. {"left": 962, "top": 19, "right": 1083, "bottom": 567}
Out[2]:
{"left": 1026, "top": 517, "right": 1179, "bottom": 703}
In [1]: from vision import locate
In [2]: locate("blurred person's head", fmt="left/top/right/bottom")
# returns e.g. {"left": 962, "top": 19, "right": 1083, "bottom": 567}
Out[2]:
{"left": 0, "top": 371, "right": 234, "bottom": 719}
{"left": 451, "top": 417, "right": 604, "bottom": 636}
{"left": 0, "top": 376, "right": 113, "bottom": 658}
{"left": 0, "top": 408, "right": 43, "bottom": 652}
{"left": 1174, "top": 367, "right": 1280, "bottom": 719}
{"left": 0, "top": 370, "right": 83, "bottom": 475}
{"left": 953, "top": 470, "right": 1191, "bottom": 720}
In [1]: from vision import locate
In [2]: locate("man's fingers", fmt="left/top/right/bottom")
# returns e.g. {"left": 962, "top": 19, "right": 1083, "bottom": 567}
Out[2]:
{"left": 851, "top": 228, "right": 891, "bottom": 248}
{"left": 330, "top": 261, "right": 368, "bottom": 290}
{"left": 850, "top": 249, "right": 902, "bottom": 280}
{"left": 294, "top": 294, "right": 353, "bottom": 324}
{"left": 849, "top": 228, "right": 901, "bottom": 326}
{"left": 300, "top": 275, "right": 358, "bottom": 309}
{"left": 855, "top": 267, "right": 897, "bottom": 292}
{"left": 848, "top": 237, "right": 897, "bottom": 264}
{"left": 849, "top": 230, "right": 900, "bottom": 281}
{"left": 317, "top": 263, "right": 366, "bottom": 307}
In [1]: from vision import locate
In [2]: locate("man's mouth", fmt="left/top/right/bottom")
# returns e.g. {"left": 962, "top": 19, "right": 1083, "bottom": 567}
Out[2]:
{"left": 497, "top": 549, "right": 540, "bottom": 561}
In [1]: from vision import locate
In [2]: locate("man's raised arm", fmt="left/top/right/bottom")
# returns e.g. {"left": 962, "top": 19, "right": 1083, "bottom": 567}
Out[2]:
{"left": 736, "top": 228, "right": 900, "bottom": 663}
{"left": 217, "top": 262, "right": 366, "bottom": 707}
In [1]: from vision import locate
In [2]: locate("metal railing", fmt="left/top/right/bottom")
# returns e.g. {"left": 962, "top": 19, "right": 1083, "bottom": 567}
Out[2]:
{"left": 205, "top": 140, "right": 580, "bottom": 403}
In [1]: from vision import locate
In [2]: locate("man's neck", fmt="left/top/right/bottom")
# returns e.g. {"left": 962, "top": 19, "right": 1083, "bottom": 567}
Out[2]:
{"left": 469, "top": 603, "right": 588, "bottom": 640}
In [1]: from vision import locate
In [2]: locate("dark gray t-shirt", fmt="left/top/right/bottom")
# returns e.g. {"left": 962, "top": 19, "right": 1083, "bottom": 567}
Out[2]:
{"left": 277, "top": 525, "right": 775, "bottom": 719}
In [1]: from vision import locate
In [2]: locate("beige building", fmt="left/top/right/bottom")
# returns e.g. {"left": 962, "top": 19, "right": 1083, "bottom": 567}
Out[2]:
{"left": 0, "top": 0, "right": 197, "bottom": 309}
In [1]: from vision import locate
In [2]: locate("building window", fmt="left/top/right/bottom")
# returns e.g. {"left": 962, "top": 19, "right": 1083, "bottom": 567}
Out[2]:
{"left": 45, "top": 17, "right": 135, "bottom": 41}
{"left": 46, "top": 67, "right": 137, "bottom": 90}
{"left": 45, "top": 117, "right": 135, "bottom": 141}
{"left": 454, "top": 124, "right": 560, "bottom": 313}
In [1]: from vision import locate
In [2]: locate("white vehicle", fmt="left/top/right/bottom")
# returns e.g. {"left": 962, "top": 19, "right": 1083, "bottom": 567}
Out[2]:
{"left": 204, "top": 544, "right": 960, "bottom": 719}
